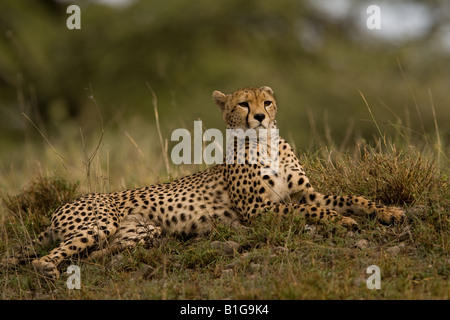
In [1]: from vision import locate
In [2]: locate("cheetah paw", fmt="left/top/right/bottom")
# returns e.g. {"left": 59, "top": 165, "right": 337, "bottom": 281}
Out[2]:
{"left": 338, "top": 216, "right": 359, "bottom": 231}
{"left": 377, "top": 207, "right": 406, "bottom": 224}
{"left": 32, "top": 260, "right": 60, "bottom": 279}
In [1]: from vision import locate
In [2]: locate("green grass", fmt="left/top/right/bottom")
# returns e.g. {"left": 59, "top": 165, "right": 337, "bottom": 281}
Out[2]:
{"left": 0, "top": 128, "right": 448, "bottom": 299}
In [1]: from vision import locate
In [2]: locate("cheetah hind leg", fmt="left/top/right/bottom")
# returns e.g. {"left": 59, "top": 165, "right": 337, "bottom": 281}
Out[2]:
{"left": 31, "top": 224, "right": 118, "bottom": 279}
{"left": 88, "top": 219, "right": 162, "bottom": 260}
{"left": 31, "top": 231, "right": 97, "bottom": 279}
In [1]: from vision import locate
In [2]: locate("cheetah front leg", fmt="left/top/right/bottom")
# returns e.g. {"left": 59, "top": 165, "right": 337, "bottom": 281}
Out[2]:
{"left": 302, "top": 192, "right": 405, "bottom": 224}
{"left": 244, "top": 201, "right": 359, "bottom": 230}
{"left": 344, "top": 196, "right": 405, "bottom": 224}
{"left": 285, "top": 162, "right": 405, "bottom": 224}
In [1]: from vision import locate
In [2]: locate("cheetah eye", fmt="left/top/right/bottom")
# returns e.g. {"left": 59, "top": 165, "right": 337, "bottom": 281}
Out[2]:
{"left": 264, "top": 101, "right": 272, "bottom": 107}
{"left": 238, "top": 102, "right": 249, "bottom": 109}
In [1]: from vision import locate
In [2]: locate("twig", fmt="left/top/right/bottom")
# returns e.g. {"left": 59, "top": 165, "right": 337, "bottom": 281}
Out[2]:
{"left": 21, "top": 112, "right": 68, "bottom": 169}
{"left": 358, "top": 91, "right": 386, "bottom": 147}
{"left": 397, "top": 57, "right": 426, "bottom": 136}
{"left": 428, "top": 89, "right": 442, "bottom": 169}
{"left": 84, "top": 86, "right": 105, "bottom": 191}
{"left": 146, "top": 83, "right": 170, "bottom": 178}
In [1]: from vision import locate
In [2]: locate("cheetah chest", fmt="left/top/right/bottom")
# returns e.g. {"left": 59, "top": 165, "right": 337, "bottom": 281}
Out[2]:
{"left": 260, "top": 170, "right": 292, "bottom": 203}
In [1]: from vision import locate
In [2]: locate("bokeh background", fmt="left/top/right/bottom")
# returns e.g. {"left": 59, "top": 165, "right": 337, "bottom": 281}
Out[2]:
{"left": 0, "top": 0, "right": 449, "bottom": 185}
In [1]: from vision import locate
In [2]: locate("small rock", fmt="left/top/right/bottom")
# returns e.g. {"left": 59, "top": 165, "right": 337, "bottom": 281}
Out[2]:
{"left": 249, "top": 263, "right": 261, "bottom": 271}
{"left": 210, "top": 241, "right": 241, "bottom": 256}
{"left": 304, "top": 224, "right": 317, "bottom": 238}
{"left": 221, "top": 269, "right": 234, "bottom": 277}
{"left": 345, "top": 231, "right": 355, "bottom": 239}
{"left": 406, "top": 205, "right": 426, "bottom": 219}
{"left": 304, "top": 224, "right": 323, "bottom": 241}
{"left": 354, "top": 239, "right": 369, "bottom": 249}
{"left": 227, "top": 241, "right": 241, "bottom": 252}
{"left": 133, "top": 263, "right": 156, "bottom": 280}
{"left": 386, "top": 243, "right": 406, "bottom": 256}
{"left": 313, "top": 234, "right": 324, "bottom": 241}
{"left": 224, "top": 261, "right": 240, "bottom": 270}
{"left": 304, "top": 224, "right": 316, "bottom": 233}
{"left": 271, "top": 246, "right": 288, "bottom": 253}
{"left": 210, "top": 241, "right": 224, "bottom": 249}
{"left": 107, "top": 254, "right": 125, "bottom": 269}
{"left": 241, "top": 252, "right": 250, "bottom": 259}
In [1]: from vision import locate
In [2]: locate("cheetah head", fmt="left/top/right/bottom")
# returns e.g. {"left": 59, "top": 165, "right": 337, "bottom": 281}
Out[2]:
{"left": 212, "top": 86, "right": 277, "bottom": 131}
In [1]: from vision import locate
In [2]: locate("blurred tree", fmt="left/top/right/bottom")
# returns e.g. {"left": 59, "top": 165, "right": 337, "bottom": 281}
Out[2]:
{"left": 0, "top": 0, "right": 448, "bottom": 149}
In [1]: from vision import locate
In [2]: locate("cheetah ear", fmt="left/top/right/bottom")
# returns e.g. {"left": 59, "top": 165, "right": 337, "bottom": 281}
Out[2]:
{"left": 259, "top": 86, "right": 274, "bottom": 96}
{"left": 212, "top": 90, "right": 227, "bottom": 111}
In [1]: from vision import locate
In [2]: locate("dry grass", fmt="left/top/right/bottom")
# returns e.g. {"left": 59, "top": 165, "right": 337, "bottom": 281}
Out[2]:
{"left": 301, "top": 143, "right": 441, "bottom": 207}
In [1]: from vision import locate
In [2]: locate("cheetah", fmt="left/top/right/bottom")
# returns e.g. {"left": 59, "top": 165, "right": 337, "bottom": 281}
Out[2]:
{"left": 1, "top": 86, "right": 405, "bottom": 279}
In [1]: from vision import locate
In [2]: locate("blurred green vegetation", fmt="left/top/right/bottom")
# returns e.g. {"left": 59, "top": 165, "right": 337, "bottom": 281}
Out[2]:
{"left": 0, "top": 0, "right": 449, "bottom": 164}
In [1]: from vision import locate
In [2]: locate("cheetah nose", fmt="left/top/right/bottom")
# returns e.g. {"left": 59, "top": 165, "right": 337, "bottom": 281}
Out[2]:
{"left": 254, "top": 113, "right": 266, "bottom": 122}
